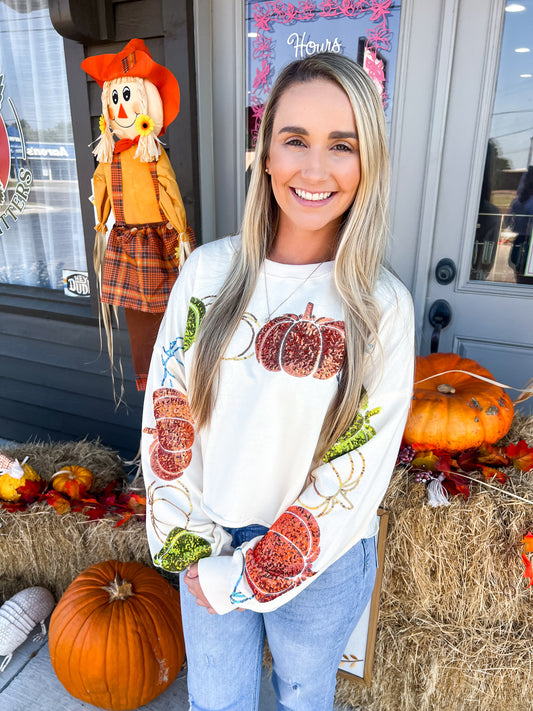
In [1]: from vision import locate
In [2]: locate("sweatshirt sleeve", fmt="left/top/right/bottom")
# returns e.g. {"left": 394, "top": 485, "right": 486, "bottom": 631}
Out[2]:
{"left": 141, "top": 251, "right": 233, "bottom": 575}
{"left": 155, "top": 149, "right": 188, "bottom": 236}
{"left": 198, "top": 282, "right": 415, "bottom": 614}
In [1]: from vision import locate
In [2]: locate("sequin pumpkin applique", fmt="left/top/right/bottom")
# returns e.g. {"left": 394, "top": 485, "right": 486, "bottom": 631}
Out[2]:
{"left": 183, "top": 297, "right": 206, "bottom": 351}
{"left": 143, "top": 388, "right": 195, "bottom": 480}
{"left": 154, "top": 526, "right": 212, "bottom": 571}
{"left": 243, "top": 505, "right": 320, "bottom": 603}
{"left": 255, "top": 302, "right": 345, "bottom": 379}
{"left": 323, "top": 390, "right": 381, "bottom": 463}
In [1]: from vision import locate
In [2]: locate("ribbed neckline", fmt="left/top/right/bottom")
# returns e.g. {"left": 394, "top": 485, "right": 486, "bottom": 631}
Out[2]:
{"left": 263, "top": 258, "right": 334, "bottom": 279}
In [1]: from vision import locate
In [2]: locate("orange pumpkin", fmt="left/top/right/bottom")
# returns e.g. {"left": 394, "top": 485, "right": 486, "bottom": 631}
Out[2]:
{"left": 255, "top": 302, "right": 345, "bottom": 379}
{"left": 51, "top": 465, "right": 93, "bottom": 498}
{"left": 403, "top": 353, "right": 514, "bottom": 453}
{"left": 48, "top": 560, "right": 184, "bottom": 711}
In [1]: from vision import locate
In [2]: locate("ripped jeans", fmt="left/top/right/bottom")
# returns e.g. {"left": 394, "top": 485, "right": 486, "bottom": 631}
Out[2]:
{"left": 179, "top": 525, "right": 377, "bottom": 711}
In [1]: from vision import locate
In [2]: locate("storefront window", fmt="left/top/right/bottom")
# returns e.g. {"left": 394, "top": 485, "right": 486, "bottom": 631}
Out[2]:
{"left": 245, "top": 0, "right": 402, "bottom": 175}
{"left": 471, "top": 1, "right": 533, "bottom": 284}
{"left": 0, "top": 0, "right": 87, "bottom": 292}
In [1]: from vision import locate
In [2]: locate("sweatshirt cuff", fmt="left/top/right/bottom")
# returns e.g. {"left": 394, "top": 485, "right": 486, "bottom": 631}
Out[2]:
{"left": 198, "top": 550, "right": 246, "bottom": 615}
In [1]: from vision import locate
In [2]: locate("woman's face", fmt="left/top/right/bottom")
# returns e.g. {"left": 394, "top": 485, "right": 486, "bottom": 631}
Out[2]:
{"left": 266, "top": 79, "right": 361, "bottom": 247}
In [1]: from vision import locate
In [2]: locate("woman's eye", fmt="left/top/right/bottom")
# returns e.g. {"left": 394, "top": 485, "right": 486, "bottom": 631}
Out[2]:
{"left": 332, "top": 143, "right": 352, "bottom": 152}
{"left": 112, "top": 90, "right": 119, "bottom": 105}
{"left": 122, "top": 86, "right": 131, "bottom": 102}
{"left": 286, "top": 138, "right": 305, "bottom": 147}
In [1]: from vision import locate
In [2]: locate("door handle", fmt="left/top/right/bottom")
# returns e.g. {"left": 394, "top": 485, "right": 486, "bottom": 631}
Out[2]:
{"left": 428, "top": 300, "right": 452, "bottom": 353}
{"left": 435, "top": 258, "right": 457, "bottom": 285}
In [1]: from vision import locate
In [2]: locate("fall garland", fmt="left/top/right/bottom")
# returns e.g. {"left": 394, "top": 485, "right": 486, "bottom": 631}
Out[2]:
{"left": 0, "top": 475, "right": 145, "bottom": 527}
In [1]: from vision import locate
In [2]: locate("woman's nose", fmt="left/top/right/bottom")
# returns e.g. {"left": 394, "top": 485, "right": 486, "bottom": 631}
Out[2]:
{"left": 301, "top": 148, "right": 328, "bottom": 181}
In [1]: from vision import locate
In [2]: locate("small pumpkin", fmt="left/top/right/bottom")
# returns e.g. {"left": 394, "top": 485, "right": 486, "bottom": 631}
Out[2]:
{"left": 403, "top": 353, "right": 514, "bottom": 454}
{"left": 0, "top": 457, "right": 40, "bottom": 502}
{"left": 48, "top": 560, "right": 185, "bottom": 711}
{"left": 255, "top": 301, "right": 345, "bottom": 379}
{"left": 51, "top": 465, "right": 93, "bottom": 498}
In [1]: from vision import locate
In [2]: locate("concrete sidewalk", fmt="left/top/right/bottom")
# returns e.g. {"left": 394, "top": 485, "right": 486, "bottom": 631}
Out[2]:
{"left": 0, "top": 621, "right": 279, "bottom": 710}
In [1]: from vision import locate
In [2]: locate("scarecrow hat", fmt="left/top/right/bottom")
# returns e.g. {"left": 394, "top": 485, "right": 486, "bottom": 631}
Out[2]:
{"left": 81, "top": 39, "right": 180, "bottom": 135}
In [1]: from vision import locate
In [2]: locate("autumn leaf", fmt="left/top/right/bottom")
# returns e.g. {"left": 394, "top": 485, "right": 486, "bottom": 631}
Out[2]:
{"left": 411, "top": 451, "right": 440, "bottom": 472}
{"left": 475, "top": 444, "right": 510, "bottom": 467}
{"left": 45, "top": 490, "right": 71, "bottom": 514}
{"left": 456, "top": 449, "right": 483, "bottom": 472}
{"left": 435, "top": 452, "right": 459, "bottom": 474}
{"left": 479, "top": 465, "right": 507, "bottom": 485}
{"left": 16, "top": 478, "right": 46, "bottom": 503}
{"left": 506, "top": 440, "right": 533, "bottom": 472}
{"left": 522, "top": 532, "right": 533, "bottom": 554}
{"left": 1, "top": 500, "right": 30, "bottom": 512}
{"left": 64, "top": 478, "right": 89, "bottom": 500}
{"left": 121, "top": 492, "right": 146, "bottom": 515}
{"left": 442, "top": 472, "right": 470, "bottom": 499}
{"left": 522, "top": 553, "right": 533, "bottom": 588}
{"left": 114, "top": 510, "right": 134, "bottom": 528}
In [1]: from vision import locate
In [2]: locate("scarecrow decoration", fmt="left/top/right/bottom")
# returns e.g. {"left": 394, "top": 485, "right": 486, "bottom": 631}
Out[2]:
{"left": 81, "top": 39, "right": 193, "bottom": 392}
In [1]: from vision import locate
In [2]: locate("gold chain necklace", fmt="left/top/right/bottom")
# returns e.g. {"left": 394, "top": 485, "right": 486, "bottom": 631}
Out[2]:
{"left": 263, "top": 261, "right": 324, "bottom": 320}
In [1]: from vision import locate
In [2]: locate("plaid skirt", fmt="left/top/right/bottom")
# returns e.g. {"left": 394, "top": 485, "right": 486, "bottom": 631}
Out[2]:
{"left": 101, "top": 221, "right": 182, "bottom": 312}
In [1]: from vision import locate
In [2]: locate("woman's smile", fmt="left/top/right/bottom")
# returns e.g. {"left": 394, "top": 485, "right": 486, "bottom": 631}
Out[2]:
{"left": 292, "top": 187, "right": 335, "bottom": 202}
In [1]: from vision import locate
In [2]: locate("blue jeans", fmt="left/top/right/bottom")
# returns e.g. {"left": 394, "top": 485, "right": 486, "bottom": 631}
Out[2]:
{"left": 179, "top": 524, "right": 378, "bottom": 711}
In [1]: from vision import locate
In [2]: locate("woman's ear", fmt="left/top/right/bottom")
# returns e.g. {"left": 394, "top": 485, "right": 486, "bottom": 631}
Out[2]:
{"left": 265, "top": 155, "right": 271, "bottom": 173}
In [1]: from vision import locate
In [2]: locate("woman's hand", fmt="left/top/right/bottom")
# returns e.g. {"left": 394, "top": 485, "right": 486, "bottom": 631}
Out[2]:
{"left": 184, "top": 563, "right": 217, "bottom": 614}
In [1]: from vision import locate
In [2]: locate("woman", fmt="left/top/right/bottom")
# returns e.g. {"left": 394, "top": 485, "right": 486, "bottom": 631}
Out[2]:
{"left": 141, "top": 53, "right": 414, "bottom": 711}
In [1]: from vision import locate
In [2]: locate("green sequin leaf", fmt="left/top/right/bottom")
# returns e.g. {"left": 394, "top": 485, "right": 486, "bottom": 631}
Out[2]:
{"left": 323, "top": 391, "right": 381, "bottom": 463}
{"left": 154, "top": 527, "right": 212, "bottom": 571}
{"left": 183, "top": 297, "right": 206, "bottom": 352}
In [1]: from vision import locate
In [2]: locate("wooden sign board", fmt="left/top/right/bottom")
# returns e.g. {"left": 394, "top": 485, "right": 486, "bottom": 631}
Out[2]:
{"left": 338, "top": 508, "right": 389, "bottom": 686}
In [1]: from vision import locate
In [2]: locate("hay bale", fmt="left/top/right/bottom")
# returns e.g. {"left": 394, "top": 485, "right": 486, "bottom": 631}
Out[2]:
{"left": 0, "top": 439, "right": 150, "bottom": 602}
{"left": 335, "top": 415, "right": 533, "bottom": 711}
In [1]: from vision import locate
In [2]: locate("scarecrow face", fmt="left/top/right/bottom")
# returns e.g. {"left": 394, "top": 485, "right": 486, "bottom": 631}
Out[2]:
{"left": 105, "top": 78, "right": 164, "bottom": 140}
{"left": 107, "top": 78, "right": 143, "bottom": 139}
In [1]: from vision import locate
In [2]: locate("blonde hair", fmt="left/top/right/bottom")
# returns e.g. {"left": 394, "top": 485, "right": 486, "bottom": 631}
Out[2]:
{"left": 190, "top": 53, "right": 389, "bottom": 464}
{"left": 93, "top": 76, "right": 163, "bottom": 163}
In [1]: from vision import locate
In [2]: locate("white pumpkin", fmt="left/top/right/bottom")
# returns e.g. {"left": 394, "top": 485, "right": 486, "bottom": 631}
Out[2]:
{"left": 0, "top": 586, "right": 55, "bottom": 671}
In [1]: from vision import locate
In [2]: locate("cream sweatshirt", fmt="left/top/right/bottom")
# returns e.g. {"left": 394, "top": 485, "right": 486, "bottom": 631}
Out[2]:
{"left": 141, "top": 235, "right": 414, "bottom": 614}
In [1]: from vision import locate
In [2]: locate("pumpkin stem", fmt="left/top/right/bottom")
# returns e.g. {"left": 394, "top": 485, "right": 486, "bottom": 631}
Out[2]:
{"left": 303, "top": 302, "right": 314, "bottom": 320}
{"left": 437, "top": 383, "right": 456, "bottom": 395}
{"left": 103, "top": 575, "right": 134, "bottom": 602}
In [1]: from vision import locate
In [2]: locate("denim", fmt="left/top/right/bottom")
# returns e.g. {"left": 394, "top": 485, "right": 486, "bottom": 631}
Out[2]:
{"left": 179, "top": 525, "right": 377, "bottom": 711}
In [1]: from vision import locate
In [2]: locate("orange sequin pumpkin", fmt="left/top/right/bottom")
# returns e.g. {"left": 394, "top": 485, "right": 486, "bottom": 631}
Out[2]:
{"left": 144, "top": 388, "right": 195, "bottom": 480}
{"left": 245, "top": 505, "right": 320, "bottom": 602}
{"left": 255, "top": 302, "right": 345, "bottom": 379}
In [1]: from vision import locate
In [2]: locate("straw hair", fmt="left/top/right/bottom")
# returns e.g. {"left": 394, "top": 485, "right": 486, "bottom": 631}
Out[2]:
{"left": 189, "top": 53, "right": 390, "bottom": 464}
